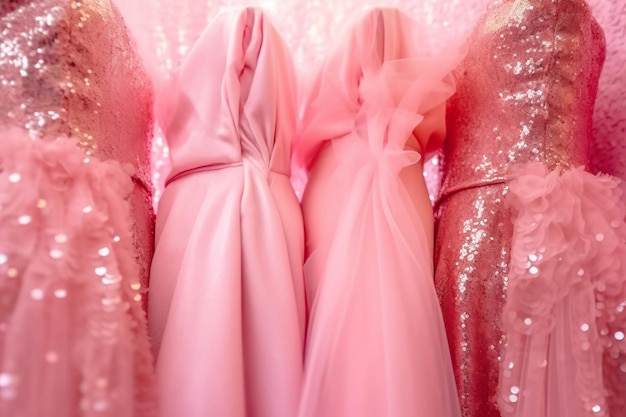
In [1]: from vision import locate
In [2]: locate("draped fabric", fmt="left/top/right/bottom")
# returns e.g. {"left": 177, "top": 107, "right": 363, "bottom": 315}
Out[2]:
{"left": 113, "top": 0, "right": 626, "bottom": 201}
{"left": 295, "top": 8, "right": 463, "bottom": 417}
{"left": 500, "top": 164, "right": 626, "bottom": 417}
{"left": 147, "top": 8, "right": 305, "bottom": 417}
{"left": 0, "top": 131, "right": 157, "bottom": 417}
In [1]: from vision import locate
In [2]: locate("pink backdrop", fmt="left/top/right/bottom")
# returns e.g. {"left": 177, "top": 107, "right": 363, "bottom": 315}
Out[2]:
{"left": 113, "top": 0, "right": 626, "bottom": 202}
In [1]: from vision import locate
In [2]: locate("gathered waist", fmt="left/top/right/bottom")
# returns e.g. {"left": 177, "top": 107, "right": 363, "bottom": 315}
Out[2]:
{"left": 165, "top": 161, "right": 292, "bottom": 187}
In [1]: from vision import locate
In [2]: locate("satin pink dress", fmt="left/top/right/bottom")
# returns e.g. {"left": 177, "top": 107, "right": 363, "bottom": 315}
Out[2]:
{"left": 435, "top": 1, "right": 626, "bottom": 416}
{"left": 0, "top": 1, "right": 157, "bottom": 416}
{"left": 295, "top": 7, "right": 462, "bottom": 417}
{"left": 148, "top": 7, "right": 305, "bottom": 417}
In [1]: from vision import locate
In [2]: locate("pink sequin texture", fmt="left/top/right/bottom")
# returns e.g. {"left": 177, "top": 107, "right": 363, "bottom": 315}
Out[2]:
{"left": 434, "top": 0, "right": 605, "bottom": 416}
{"left": 0, "top": 0, "right": 154, "bottom": 291}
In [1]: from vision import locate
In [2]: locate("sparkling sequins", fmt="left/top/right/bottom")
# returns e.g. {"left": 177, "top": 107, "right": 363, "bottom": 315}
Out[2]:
{"left": 54, "top": 289, "right": 67, "bottom": 298}
{"left": 30, "top": 288, "right": 44, "bottom": 300}
{"left": 101, "top": 274, "right": 120, "bottom": 285}
{"left": 45, "top": 351, "right": 59, "bottom": 364}
{"left": 17, "top": 215, "right": 31, "bottom": 225}
{"left": 0, "top": 1, "right": 157, "bottom": 413}
{"left": 0, "top": 373, "right": 13, "bottom": 387}
{"left": 436, "top": 0, "right": 615, "bottom": 415}
{"left": 54, "top": 233, "right": 68, "bottom": 243}
{"left": 1, "top": 0, "right": 155, "bottom": 305}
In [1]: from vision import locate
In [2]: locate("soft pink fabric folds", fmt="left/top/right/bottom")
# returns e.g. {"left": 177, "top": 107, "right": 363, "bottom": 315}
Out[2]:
{"left": 148, "top": 7, "right": 305, "bottom": 417}
{"left": 0, "top": 131, "right": 157, "bottom": 417}
{"left": 294, "top": 9, "right": 460, "bottom": 171}
{"left": 499, "top": 164, "right": 626, "bottom": 417}
{"left": 295, "top": 8, "right": 462, "bottom": 417}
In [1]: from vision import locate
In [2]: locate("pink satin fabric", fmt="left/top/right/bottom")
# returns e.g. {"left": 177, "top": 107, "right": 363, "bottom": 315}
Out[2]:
{"left": 295, "top": 8, "right": 462, "bottom": 417}
{"left": 147, "top": 8, "right": 305, "bottom": 417}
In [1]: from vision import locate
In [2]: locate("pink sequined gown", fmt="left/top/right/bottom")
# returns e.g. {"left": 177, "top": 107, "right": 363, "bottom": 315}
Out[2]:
{"left": 0, "top": 0, "right": 157, "bottom": 416}
{"left": 147, "top": 8, "right": 305, "bottom": 417}
{"left": 296, "top": 7, "right": 462, "bottom": 417}
{"left": 435, "top": 1, "right": 626, "bottom": 417}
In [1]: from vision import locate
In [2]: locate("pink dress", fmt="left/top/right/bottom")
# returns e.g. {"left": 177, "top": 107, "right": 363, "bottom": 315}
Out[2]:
{"left": 295, "top": 7, "right": 462, "bottom": 417}
{"left": 0, "top": 1, "right": 157, "bottom": 416}
{"left": 435, "top": 0, "right": 626, "bottom": 416}
{"left": 148, "top": 7, "right": 305, "bottom": 417}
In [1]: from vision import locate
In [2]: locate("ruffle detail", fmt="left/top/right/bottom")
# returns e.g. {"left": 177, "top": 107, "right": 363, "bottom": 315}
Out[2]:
{"left": 0, "top": 130, "right": 157, "bottom": 417}
{"left": 499, "top": 162, "right": 626, "bottom": 417}
{"left": 294, "top": 7, "right": 462, "bottom": 170}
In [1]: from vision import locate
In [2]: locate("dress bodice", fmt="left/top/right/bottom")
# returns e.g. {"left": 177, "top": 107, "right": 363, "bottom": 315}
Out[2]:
{"left": 0, "top": 0, "right": 154, "bottom": 283}
{"left": 439, "top": 0, "right": 605, "bottom": 200}
{"left": 0, "top": 0, "right": 153, "bottom": 186}
{"left": 160, "top": 7, "right": 297, "bottom": 184}
{"left": 294, "top": 7, "right": 459, "bottom": 171}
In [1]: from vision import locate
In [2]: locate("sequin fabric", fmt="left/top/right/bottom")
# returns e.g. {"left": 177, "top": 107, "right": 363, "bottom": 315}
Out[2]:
{"left": 434, "top": 0, "right": 605, "bottom": 416}
{"left": 0, "top": 1, "right": 157, "bottom": 415}
{"left": 0, "top": 0, "right": 155, "bottom": 289}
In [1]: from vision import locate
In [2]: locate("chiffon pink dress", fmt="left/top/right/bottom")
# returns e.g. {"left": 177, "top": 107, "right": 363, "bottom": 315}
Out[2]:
{"left": 435, "top": 1, "right": 626, "bottom": 416}
{"left": 0, "top": 1, "right": 157, "bottom": 416}
{"left": 148, "top": 7, "right": 305, "bottom": 417}
{"left": 295, "top": 7, "right": 462, "bottom": 417}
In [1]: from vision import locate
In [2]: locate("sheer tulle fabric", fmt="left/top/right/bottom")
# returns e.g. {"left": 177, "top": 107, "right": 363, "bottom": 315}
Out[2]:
{"left": 148, "top": 8, "right": 305, "bottom": 417}
{"left": 0, "top": 130, "right": 157, "bottom": 417}
{"left": 295, "top": 8, "right": 462, "bottom": 417}
{"left": 499, "top": 163, "right": 626, "bottom": 417}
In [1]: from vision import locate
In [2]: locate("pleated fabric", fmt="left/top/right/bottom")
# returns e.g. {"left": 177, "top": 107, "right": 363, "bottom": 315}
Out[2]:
{"left": 295, "top": 7, "right": 463, "bottom": 417}
{"left": 148, "top": 8, "right": 305, "bottom": 417}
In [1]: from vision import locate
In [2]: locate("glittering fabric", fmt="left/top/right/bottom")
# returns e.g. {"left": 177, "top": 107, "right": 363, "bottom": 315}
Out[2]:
{"left": 0, "top": 0, "right": 155, "bottom": 289}
{"left": 434, "top": 0, "right": 606, "bottom": 416}
{"left": 499, "top": 162, "right": 626, "bottom": 417}
{"left": 0, "top": 0, "right": 157, "bottom": 415}
{"left": 0, "top": 131, "right": 157, "bottom": 417}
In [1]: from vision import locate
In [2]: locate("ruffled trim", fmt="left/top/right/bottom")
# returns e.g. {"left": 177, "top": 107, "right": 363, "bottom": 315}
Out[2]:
{"left": 499, "top": 163, "right": 626, "bottom": 417}
{"left": 0, "top": 130, "right": 157, "bottom": 417}
{"left": 294, "top": 7, "right": 463, "bottom": 170}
